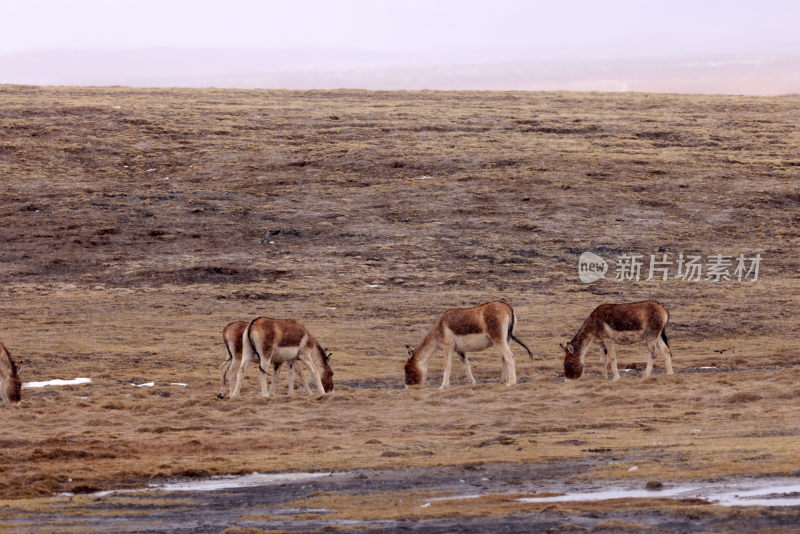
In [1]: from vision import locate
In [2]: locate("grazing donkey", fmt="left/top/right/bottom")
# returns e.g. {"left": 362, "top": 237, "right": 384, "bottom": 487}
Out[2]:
{"left": 218, "top": 321, "right": 312, "bottom": 399}
{"left": 561, "top": 300, "right": 673, "bottom": 380}
{"left": 404, "top": 301, "right": 534, "bottom": 389}
{"left": 0, "top": 342, "right": 22, "bottom": 404}
{"left": 229, "top": 317, "right": 333, "bottom": 398}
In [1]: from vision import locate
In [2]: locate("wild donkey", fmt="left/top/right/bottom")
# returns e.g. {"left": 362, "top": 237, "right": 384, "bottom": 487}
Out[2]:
{"left": 229, "top": 318, "right": 333, "bottom": 398}
{"left": 561, "top": 300, "right": 673, "bottom": 380}
{"left": 1, "top": 342, "right": 22, "bottom": 404}
{"left": 404, "top": 301, "right": 534, "bottom": 388}
{"left": 218, "top": 321, "right": 313, "bottom": 399}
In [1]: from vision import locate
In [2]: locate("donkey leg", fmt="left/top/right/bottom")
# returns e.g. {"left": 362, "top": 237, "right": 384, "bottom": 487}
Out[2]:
{"left": 286, "top": 363, "right": 296, "bottom": 397}
{"left": 230, "top": 356, "right": 251, "bottom": 398}
{"left": 460, "top": 352, "right": 477, "bottom": 385}
{"left": 295, "top": 364, "right": 312, "bottom": 395}
{"left": 657, "top": 335, "right": 674, "bottom": 374}
{"left": 288, "top": 363, "right": 311, "bottom": 396}
{"left": 256, "top": 358, "right": 268, "bottom": 396}
{"left": 253, "top": 344, "right": 274, "bottom": 397}
{"left": 218, "top": 357, "right": 235, "bottom": 399}
{"left": 299, "top": 353, "right": 326, "bottom": 394}
{"left": 439, "top": 347, "right": 454, "bottom": 389}
{"left": 489, "top": 318, "right": 515, "bottom": 385}
{"left": 232, "top": 331, "right": 258, "bottom": 398}
{"left": 600, "top": 344, "right": 609, "bottom": 380}
{"left": 289, "top": 363, "right": 311, "bottom": 395}
{"left": 644, "top": 340, "right": 658, "bottom": 378}
{"left": 605, "top": 342, "right": 620, "bottom": 381}
{"left": 499, "top": 341, "right": 517, "bottom": 385}
{"left": 268, "top": 362, "right": 282, "bottom": 397}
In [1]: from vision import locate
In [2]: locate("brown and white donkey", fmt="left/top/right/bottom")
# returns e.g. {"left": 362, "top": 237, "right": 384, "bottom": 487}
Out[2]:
{"left": 404, "top": 301, "right": 535, "bottom": 388}
{"left": 561, "top": 300, "right": 673, "bottom": 380}
{"left": 218, "top": 320, "right": 316, "bottom": 399}
{"left": 229, "top": 317, "right": 333, "bottom": 398}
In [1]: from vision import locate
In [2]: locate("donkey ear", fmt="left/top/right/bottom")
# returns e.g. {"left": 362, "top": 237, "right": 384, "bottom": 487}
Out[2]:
{"left": 321, "top": 347, "right": 332, "bottom": 363}
{"left": 405, "top": 345, "right": 414, "bottom": 357}
{"left": 559, "top": 343, "right": 566, "bottom": 351}
{"left": 567, "top": 342, "right": 574, "bottom": 353}
{"left": 15, "top": 361, "right": 23, "bottom": 370}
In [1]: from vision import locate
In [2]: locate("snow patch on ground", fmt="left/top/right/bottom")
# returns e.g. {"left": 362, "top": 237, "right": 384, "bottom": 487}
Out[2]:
{"left": 515, "top": 479, "right": 800, "bottom": 507}
{"left": 23, "top": 378, "right": 92, "bottom": 388}
{"left": 425, "top": 478, "right": 800, "bottom": 508}
{"left": 87, "top": 471, "right": 336, "bottom": 496}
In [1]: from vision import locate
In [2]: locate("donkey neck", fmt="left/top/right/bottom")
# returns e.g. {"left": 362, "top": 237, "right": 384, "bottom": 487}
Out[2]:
{"left": 413, "top": 330, "right": 441, "bottom": 364}
{"left": 571, "top": 319, "right": 597, "bottom": 359}
{"left": 0, "top": 347, "right": 17, "bottom": 378}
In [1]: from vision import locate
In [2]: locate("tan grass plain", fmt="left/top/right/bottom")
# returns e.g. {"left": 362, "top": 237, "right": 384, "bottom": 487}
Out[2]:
{"left": 0, "top": 85, "right": 798, "bottom": 517}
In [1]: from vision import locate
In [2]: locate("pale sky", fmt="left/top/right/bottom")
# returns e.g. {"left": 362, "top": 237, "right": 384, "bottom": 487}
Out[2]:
{"left": 1, "top": 0, "right": 798, "bottom": 59}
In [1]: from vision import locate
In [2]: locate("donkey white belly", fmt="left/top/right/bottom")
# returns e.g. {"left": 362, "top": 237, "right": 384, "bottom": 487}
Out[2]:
{"left": 454, "top": 333, "right": 493, "bottom": 353}
{"left": 604, "top": 326, "right": 647, "bottom": 345}
{"left": 272, "top": 345, "right": 301, "bottom": 363}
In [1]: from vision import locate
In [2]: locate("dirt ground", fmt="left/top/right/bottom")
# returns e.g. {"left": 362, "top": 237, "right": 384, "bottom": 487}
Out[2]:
{"left": 0, "top": 85, "right": 798, "bottom": 531}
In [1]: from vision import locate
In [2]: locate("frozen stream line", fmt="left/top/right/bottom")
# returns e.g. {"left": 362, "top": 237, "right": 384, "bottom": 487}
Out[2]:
{"left": 423, "top": 478, "right": 800, "bottom": 508}
{"left": 511, "top": 478, "right": 800, "bottom": 507}
{"left": 74, "top": 471, "right": 800, "bottom": 508}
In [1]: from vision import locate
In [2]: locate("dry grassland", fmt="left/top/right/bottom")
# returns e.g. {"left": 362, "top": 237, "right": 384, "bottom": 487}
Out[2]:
{"left": 0, "top": 85, "right": 798, "bottom": 527}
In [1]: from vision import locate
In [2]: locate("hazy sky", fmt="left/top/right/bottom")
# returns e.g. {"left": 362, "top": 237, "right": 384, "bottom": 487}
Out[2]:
{"left": 1, "top": 0, "right": 798, "bottom": 59}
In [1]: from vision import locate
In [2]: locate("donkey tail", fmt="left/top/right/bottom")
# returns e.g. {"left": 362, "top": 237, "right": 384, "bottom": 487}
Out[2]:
{"left": 510, "top": 333, "right": 535, "bottom": 360}
{"left": 245, "top": 318, "right": 268, "bottom": 374}
{"left": 221, "top": 328, "right": 234, "bottom": 363}
{"left": 661, "top": 328, "right": 670, "bottom": 348}
{"left": 508, "top": 308, "right": 535, "bottom": 360}
{"left": 219, "top": 332, "right": 237, "bottom": 396}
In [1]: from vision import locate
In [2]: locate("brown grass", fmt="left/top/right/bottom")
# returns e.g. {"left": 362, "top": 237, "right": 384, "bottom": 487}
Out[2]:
{"left": 278, "top": 490, "right": 726, "bottom": 522}
{"left": 0, "top": 85, "right": 798, "bottom": 506}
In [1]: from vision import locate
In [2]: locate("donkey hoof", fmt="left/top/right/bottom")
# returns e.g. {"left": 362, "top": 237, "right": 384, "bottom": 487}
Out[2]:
{"left": 216, "top": 393, "right": 225, "bottom": 399}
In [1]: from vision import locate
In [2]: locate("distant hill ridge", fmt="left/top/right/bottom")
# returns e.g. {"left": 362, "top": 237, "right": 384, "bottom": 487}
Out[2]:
{"left": 1, "top": 47, "right": 798, "bottom": 94}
